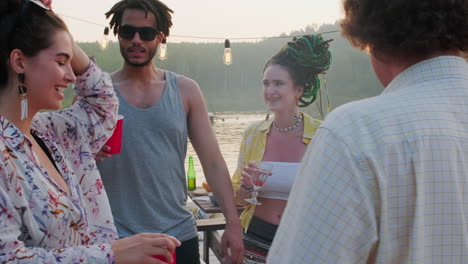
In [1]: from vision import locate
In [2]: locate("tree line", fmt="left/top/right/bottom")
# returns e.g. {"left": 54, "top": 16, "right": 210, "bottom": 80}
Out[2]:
{"left": 70, "top": 23, "right": 383, "bottom": 118}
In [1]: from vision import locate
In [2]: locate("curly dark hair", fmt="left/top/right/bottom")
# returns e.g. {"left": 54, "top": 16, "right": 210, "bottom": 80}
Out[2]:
{"left": 105, "top": 0, "right": 173, "bottom": 38}
{"left": 0, "top": 0, "right": 68, "bottom": 87}
{"left": 264, "top": 34, "right": 332, "bottom": 107}
{"left": 341, "top": 0, "right": 468, "bottom": 59}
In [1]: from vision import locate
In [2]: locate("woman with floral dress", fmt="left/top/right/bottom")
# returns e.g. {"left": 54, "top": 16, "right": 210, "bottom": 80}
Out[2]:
{"left": 0, "top": 0, "right": 179, "bottom": 263}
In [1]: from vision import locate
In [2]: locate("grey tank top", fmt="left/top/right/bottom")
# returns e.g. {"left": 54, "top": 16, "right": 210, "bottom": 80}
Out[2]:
{"left": 98, "top": 71, "right": 197, "bottom": 241}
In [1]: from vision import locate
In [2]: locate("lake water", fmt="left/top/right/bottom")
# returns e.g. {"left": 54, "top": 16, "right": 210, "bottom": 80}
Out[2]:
{"left": 185, "top": 112, "right": 266, "bottom": 186}
{"left": 185, "top": 112, "right": 265, "bottom": 263}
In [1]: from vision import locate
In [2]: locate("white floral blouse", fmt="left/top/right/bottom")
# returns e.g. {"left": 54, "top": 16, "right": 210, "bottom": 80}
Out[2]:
{"left": 0, "top": 61, "right": 119, "bottom": 263}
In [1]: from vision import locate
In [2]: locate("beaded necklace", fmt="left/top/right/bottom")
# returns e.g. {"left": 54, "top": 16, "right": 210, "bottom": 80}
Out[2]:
{"left": 273, "top": 114, "right": 302, "bottom": 132}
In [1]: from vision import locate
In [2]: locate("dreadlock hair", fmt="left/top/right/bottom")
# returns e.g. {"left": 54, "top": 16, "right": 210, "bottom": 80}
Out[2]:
{"left": 105, "top": 0, "right": 173, "bottom": 37}
{"left": 264, "top": 34, "right": 332, "bottom": 107}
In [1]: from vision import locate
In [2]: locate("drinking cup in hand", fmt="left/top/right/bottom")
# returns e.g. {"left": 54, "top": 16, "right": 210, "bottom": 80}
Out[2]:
{"left": 104, "top": 115, "right": 123, "bottom": 154}
{"left": 244, "top": 161, "right": 273, "bottom": 205}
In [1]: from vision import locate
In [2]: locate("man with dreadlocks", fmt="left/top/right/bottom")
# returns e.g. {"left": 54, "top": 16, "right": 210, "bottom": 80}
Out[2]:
{"left": 95, "top": 0, "right": 243, "bottom": 263}
{"left": 268, "top": 0, "right": 468, "bottom": 263}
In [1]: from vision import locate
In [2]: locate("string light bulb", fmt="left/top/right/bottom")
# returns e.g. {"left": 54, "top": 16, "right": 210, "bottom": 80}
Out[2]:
{"left": 100, "top": 27, "right": 110, "bottom": 50}
{"left": 223, "top": 39, "right": 232, "bottom": 65}
{"left": 158, "top": 38, "right": 168, "bottom": 60}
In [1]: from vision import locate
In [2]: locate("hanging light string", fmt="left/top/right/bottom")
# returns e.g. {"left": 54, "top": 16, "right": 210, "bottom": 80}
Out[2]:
{"left": 60, "top": 14, "right": 105, "bottom": 27}
{"left": 61, "top": 13, "right": 337, "bottom": 115}
{"left": 58, "top": 13, "right": 340, "bottom": 41}
{"left": 167, "top": 30, "right": 340, "bottom": 40}
{"left": 223, "top": 39, "right": 232, "bottom": 65}
{"left": 100, "top": 27, "right": 110, "bottom": 50}
{"left": 157, "top": 38, "right": 168, "bottom": 60}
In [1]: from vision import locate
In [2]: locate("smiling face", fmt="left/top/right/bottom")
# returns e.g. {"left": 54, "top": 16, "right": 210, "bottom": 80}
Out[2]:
{"left": 22, "top": 30, "right": 76, "bottom": 112}
{"left": 262, "top": 64, "right": 303, "bottom": 114}
{"left": 118, "top": 8, "right": 161, "bottom": 67}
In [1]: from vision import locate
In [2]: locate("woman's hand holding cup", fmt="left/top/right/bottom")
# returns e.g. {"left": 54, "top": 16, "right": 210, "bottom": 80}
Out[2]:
{"left": 111, "top": 233, "right": 180, "bottom": 264}
{"left": 240, "top": 161, "right": 260, "bottom": 190}
{"left": 242, "top": 161, "right": 273, "bottom": 205}
{"left": 241, "top": 161, "right": 273, "bottom": 188}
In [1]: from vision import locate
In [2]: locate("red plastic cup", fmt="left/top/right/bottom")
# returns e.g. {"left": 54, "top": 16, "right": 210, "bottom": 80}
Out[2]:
{"left": 152, "top": 251, "right": 176, "bottom": 264}
{"left": 104, "top": 115, "right": 123, "bottom": 154}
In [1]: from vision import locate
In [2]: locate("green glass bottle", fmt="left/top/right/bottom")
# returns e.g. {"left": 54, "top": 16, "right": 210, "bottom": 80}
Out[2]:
{"left": 187, "top": 156, "right": 196, "bottom": 190}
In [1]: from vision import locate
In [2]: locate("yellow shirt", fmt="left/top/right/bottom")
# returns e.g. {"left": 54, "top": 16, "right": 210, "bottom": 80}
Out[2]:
{"left": 231, "top": 112, "right": 321, "bottom": 230}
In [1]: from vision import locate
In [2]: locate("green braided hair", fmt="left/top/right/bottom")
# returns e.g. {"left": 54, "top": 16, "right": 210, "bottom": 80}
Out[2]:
{"left": 264, "top": 34, "right": 332, "bottom": 107}
{"left": 105, "top": 0, "right": 173, "bottom": 38}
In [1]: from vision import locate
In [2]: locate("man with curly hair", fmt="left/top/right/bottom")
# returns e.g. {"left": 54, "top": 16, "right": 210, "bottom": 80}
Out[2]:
{"left": 94, "top": 0, "right": 243, "bottom": 263}
{"left": 268, "top": 0, "right": 468, "bottom": 263}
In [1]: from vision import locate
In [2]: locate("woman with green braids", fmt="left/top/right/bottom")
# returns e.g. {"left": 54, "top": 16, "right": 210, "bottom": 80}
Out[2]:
{"left": 231, "top": 34, "right": 332, "bottom": 263}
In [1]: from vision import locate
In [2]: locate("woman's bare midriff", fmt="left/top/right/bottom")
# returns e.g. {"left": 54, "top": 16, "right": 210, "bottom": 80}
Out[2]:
{"left": 253, "top": 198, "right": 288, "bottom": 225}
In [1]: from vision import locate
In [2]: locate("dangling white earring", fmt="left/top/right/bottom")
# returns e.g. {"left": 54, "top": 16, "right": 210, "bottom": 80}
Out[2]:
{"left": 18, "top": 73, "right": 28, "bottom": 120}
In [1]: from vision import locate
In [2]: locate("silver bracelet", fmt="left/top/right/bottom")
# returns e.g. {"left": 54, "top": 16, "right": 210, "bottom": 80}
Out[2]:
{"left": 240, "top": 184, "right": 254, "bottom": 193}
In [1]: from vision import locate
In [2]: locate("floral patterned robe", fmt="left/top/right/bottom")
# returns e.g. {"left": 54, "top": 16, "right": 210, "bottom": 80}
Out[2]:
{"left": 0, "top": 61, "right": 119, "bottom": 263}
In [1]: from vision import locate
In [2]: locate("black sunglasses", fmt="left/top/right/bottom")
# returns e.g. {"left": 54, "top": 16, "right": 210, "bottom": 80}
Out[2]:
{"left": 118, "top": 24, "right": 160, "bottom": 41}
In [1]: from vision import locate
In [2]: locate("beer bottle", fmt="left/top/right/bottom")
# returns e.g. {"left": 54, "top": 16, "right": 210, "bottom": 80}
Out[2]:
{"left": 187, "top": 156, "right": 196, "bottom": 190}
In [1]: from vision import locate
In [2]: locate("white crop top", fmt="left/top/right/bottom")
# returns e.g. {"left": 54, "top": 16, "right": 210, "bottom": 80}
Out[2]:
{"left": 258, "top": 161, "right": 300, "bottom": 200}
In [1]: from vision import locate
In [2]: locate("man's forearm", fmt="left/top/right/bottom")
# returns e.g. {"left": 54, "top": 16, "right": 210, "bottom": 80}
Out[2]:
{"left": 205, "top": 166, "right": 240, "bottom": 223}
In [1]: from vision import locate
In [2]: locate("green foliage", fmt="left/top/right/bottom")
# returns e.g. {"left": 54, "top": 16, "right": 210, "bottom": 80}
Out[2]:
{"left": 79, "top": 42, "right": 124, "bottom": 72}
{"left": 72, "top": 23, "right": 383, "bottom": 113}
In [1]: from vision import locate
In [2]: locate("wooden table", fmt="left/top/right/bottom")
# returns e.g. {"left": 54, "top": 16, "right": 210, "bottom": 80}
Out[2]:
{"left": 188, "top": 189, "right": 244, "bottom": 214}
{"left": 190, "top": 195, "right": 223, "bottom": 214}
{"left": 196, "top": 217, "right": 225, "bottom": 264}
{"left": 188, "top": 189, "right": 243, "bottom": 264}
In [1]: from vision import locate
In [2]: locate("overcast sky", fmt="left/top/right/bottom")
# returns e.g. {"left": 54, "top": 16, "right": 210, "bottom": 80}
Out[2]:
{"left": 53, "top": 0, "right": 343, "bottom": 43}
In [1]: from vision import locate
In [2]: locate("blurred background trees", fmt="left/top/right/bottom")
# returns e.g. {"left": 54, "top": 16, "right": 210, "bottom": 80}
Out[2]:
{"left": 66, "top": 22, "right": 382, "bottom": 118}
